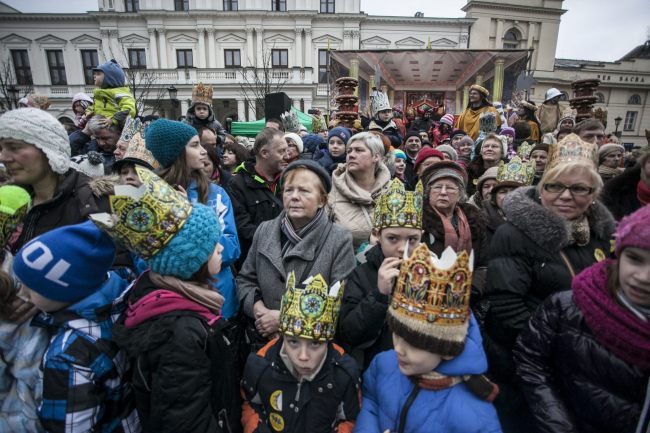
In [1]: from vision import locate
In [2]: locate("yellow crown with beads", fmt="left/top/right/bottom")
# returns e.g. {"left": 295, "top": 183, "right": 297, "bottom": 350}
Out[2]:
{"left": 192, "top": 82, "right": 213, "bottom": 105}
{"left": 387, "top": 243, "right": 474, "bottom": 356}
{"left": 546, "top": 132, "right": 597, "bottom": 171}
{"left": 516, "top": 141, "right": 534, "bottom": 160}
{"left": 496, "top": 155, "right": 535, "bottom": 187}
{"left": 89, "top": 166, "right": 191, "bottom": 259}
{"left": 374, "top": 178, "right": 423, "bottom": 230}
{"left": 279, "top": 272, "right": 344, "bottom": 342}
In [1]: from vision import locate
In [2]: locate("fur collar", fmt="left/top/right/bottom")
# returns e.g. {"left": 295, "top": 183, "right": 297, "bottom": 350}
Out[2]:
{"left": 503, "top": 186, "right": 615, "bottom": 253}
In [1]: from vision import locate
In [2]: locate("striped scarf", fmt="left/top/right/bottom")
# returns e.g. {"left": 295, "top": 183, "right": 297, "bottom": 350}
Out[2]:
{"left": 280, "top": 208, "right": 325, "bottom": 257}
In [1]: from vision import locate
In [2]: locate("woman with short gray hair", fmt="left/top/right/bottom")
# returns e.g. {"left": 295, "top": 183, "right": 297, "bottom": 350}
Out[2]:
{"left": 329, "top": 132, "right": 391, "bottom": 249}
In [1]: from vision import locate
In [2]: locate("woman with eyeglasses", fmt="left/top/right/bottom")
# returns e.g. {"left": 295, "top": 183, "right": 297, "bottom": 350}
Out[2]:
{"left": 481, "top": 133, "right": 616, "bottom": 433}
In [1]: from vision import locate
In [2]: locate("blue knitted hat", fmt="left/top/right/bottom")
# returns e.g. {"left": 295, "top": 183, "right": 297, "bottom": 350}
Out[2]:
{"left": 145, "top": 119, "right": 198, "bottom": 168}
{"left": 13, "top": 221, "right": 116, "bottom": 303}
{"left": 328, "top": 126, "right": 352, "bottom": 145}
{"left": 146, "top": 203, "right": 222, "bottom": 279}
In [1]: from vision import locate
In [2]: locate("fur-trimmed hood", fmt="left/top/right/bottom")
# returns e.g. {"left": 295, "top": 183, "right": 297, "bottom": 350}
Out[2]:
{"left": 503, "top": 186, "right": 615, "bottom": 253}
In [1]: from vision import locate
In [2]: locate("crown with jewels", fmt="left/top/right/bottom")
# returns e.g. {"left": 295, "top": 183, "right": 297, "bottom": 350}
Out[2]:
{"left": 516, "top": 141, "right": 534, "bottom": 159}
{"left": 374, "top": 178, "right": 423, "bottom": 230}
{"left": 192, "top": 82, "right": 213, "bottom": 105}
{"left": 281, "top": 110, "right": 301, "bottom": 133}
{"left": 546, "top": 133, "right": 598, "bottom": 172}
{"left": 121, "top": 129, "right": 161, "bottom": 171}
{"left": 0, "top": 185, "right": 31, "bottom": 248}
{"left": 387, "top": 243, "right": 474, "bottom": 357}
{"left": 279, "top": 272, "right": 344, "bottom": 341}
{"left": 496, "top": 155, "right": 535, "bottom": 187}
{"left": 479, "top": 111, "right": 497, "bottom": 133}
{"left": 118, "top": 116, "right": 143, "bottom": 143}
{"left": 370, "top": 88, "right": 391, "bottom": 116}
{"left": 89, "top": 166, "right": 191, "bottom": 259}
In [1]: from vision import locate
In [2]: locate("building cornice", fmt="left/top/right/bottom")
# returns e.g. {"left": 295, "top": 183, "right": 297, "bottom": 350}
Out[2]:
{"left": 0, "top": 12, "right": 96, "bottom": 21}
{"left": 364, "top": 15, "right": 475, "bottom": 25}
{"left": 462, "top": 1, "right": 567, "bottom": 17}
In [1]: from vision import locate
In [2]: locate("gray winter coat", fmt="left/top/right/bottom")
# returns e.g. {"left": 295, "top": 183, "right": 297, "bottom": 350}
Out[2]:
{"left": 237, "top": 211, "right": 356, "bottom": 318}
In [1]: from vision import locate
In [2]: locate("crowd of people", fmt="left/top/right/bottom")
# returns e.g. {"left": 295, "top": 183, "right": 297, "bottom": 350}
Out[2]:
{"left": 0, "top": 58, "right": 648, "bottom": 433}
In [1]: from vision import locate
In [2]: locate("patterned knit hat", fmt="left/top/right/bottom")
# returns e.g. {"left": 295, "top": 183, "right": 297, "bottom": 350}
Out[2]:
{"left": 0, "top": 185, "right": 30, "bottom": 248}
{"left": 145, "top": 119, "right": 198, "bottom": 168}
{"left": 71, "top": 151, "right": 105, "bottom": 178}
{"left": 500, "top": 127, "right": 515, "bottom": 138}
{"left": 440, "top": 114, "right": 455, "bottom": 127}
{"left": 328, "top": 126, "right": 352, "bottom": 145}
{"left": 414, "top": 148, "right": 445, "bottom": 173}
{"left": 0, "top": 108, "right": 71, "bottom": 174}
{"left": 598, "top": 143, "right": 625, "bottom": 165}
{"left": 615, "top": 205, "right": 650, "bottom": 258}
{"left": 421, "top": 160, "right": 468, "bottom": 189}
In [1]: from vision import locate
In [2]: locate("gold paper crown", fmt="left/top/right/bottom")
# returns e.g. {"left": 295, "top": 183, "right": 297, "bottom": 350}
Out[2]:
{"left": 0, "top": 185, "right": 31, "bottom": 248}
{"left": 118, "top": 116, "right": 143, "bottom": 143}
{"left": 388, "top": 243, "right": 474, "bottom": 355}
{"left": 122, "top": 131, "right": 161, "bottom": 170}
{"left": 192, "top": 82, "right": 213, "bottom": 105}
{"left": 281, "top": 110, "right": 301, "bottom": 133}
{"left": 90, "top": 166, "right": 191, "bottom": 259}
{"left": 374, "top": 178, "right": 423, "bottom": 230}
{"left": 496, "top": 156, "right": 535, "bottom": 187}
{"left": 279, "top": 272, "right": 344, "bottom": 341}
{"left": 546, "top": 133, "right": 598, "bottom": 172}
{"left": 516, "top": 141, "right": 534, "bottom": 159}
{"left": 370, "top": 89, "right": 391, "bottom": 116}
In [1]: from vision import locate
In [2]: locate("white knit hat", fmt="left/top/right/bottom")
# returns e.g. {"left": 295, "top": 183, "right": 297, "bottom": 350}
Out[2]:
{"left": 0, "top": 108, "right": 71, "bottom": 174}
{"left": 284, "top": 132, "right": 304, "bottom": 154}
{"left": 70, "top": 151, "right": 105, "bottom": 178}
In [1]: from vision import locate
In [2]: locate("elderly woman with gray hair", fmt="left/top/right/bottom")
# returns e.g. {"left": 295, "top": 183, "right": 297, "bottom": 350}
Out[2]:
{"left": 329, "top": 131, "right": 391, "bottom": 249}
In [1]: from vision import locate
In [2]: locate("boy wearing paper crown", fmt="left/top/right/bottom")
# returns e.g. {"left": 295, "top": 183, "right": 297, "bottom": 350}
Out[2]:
{"left": 367, "top": 89, "right": 403, "bottom": 148}
{"left": 337, "top": 178, "right": 424, "bottom": 371}
{"left": 184, "top": 82, "right": 228, "bottom": 145}
{"left": 12, "top": 220, "right": 140, "bottom": 433}
{"left": 354, "top": 243, "right": 502, "bottom": 433}
{"left": 241, "top": 272, "right": 361, "bottom": 433}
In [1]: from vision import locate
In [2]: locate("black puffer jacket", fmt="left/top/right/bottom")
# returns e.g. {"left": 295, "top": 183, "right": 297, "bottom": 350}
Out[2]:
{"left": 482, "top": 200, "right": 506, "bottom": 245}
{"left": 513, "top": 291, "right": 647, "bottom": 433}
{"left": 336, "top": 244, "right": 392, "bottom": 371}
{"left": 600, "top": 164, "right": 642, "bottom": 221}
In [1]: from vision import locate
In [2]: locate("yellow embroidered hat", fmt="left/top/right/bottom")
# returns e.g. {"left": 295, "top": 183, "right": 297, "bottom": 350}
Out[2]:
{"left": 495, "top": 155, "right": 535, "bottom": 189}
{"left": 546, "top": 132, "right": 598, "bottom": 172}
{"left": 374, "top": 178, "right": 423, "bottom": 230}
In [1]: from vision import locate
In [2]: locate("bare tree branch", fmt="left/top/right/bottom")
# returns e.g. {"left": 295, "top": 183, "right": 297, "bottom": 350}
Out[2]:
{"left": 0, "top": 56, "right": 33, "bottom": 113}
{"left": 121, "top": 43, "right": 166, "bottom": 117}
{"left": 238, "top": 44, "right": 289, "bottom": 120}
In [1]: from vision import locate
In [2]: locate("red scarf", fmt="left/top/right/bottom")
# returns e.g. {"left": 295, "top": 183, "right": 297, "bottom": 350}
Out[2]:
{"left": 637, "top": 180, "right": 650, "bottom": 206}
{"left": 415, "top": 372, "right": 499, "bottom": 402}
{"left": 434, "top": 206, "right": 473, "bottom": 254}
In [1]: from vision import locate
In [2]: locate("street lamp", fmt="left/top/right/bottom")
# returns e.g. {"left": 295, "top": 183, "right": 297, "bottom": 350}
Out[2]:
{"left": 614, "top": 116, "right": 622, "bottom": 138}
{"left": 6, "top": 85, "right": 19, "bottom": 109}
{"left": 167, "top": 85, "right": 178, "bottom": 119}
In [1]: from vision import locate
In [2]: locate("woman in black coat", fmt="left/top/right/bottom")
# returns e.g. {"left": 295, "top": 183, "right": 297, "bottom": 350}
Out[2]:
{"left": 600, "top": 150, "right": 649, "bottom": 221}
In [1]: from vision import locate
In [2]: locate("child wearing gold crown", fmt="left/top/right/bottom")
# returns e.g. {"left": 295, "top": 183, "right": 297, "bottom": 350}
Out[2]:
{"left": 184, "top": 82, "right": 228, "bottom": 145}
{"left": 354, "top": 243, "right": 502, "bottom": 433}
{"left": 241, "top": 272, "right": 361, "bottom": 433}
{"left": 337, "top": 178, "right": 424, "bottom": 371}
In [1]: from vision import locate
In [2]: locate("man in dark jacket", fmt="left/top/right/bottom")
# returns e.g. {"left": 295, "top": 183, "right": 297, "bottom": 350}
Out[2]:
{"left": 229, "top": 127, "right": 289, "bottom": 267}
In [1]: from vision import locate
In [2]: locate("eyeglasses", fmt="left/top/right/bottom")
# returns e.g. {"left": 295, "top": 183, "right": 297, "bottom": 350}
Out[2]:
{"left": 543, "top": 183, "right": 594, "bottom": 196}
{"left": 430, "top": 184, "right": 459, "bottom": 193}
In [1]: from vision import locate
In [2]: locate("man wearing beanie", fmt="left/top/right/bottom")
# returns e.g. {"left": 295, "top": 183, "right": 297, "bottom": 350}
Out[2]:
{"left": 0, "top": 108, "right": 107, "bottom": 253}
{"left": 12, "top": 221, "right": 139, "bottom": 432}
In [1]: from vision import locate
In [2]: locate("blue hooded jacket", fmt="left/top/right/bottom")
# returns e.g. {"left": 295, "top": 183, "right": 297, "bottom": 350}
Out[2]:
{"left": 94, "top": 59, "right": 126, "bottom": 88}
{"left": 354, "top": 314, "right": 502, "bottom": 433}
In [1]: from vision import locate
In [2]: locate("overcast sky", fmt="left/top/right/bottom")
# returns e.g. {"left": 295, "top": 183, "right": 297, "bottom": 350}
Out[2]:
{"left": 3, "top": 0, "right": 649, "bottom": 62}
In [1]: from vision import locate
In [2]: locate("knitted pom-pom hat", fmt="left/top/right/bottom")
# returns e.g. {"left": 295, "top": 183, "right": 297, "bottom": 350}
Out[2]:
{"left": 615, "top": 205, "right": 650, "bottom": 258}
{"left": 145, "top": 119, "right": 198, "bottom": 168}
{"left": 146, "top": 203, "right": 222, "bottom": 280}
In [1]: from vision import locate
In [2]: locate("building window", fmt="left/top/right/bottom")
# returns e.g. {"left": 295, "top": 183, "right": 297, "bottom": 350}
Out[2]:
{"left": 223, "top": 0, "right": 238, "bottom": 10}
{"left": 128, "top": 48, "right": 147, "bottom": 69}
{"left": 320, "top": 0, "right": 335, "bottom": 13}
{"left": 624, "top": 111, "right": 637, "bottom": 131}
{"left": 80, "top": 50, "right": 99, "bottom": 85}
{"left": 628, "top": 94, "right": 641, "bottom": 105}
{"left": 46, "top": 50, "right": 67, "bottom": 85}
{"left": 124, "top": 0, "right": 139, "bottom": 11}
{"left": 271, "top": 0, "right": 286, "bottom": 11}
{"left": 174, "top": 0, "right": 189, "bottom": 11}
{"left": 318, "top": 49, "right": 329, "bottom": 83}
{"left": 176, "top": 49, "right": 193, "bottom": 68}
{"left": 595, "top": 92, "right": 605, "bottom": 103}
{"left": 503, "top": 29, "right": 520, "bottom": 49}
{"left": 271, "top": 49, "right": 288, "bottom": 68}
{"left": 224, "top": 49, "right": 241, "bottom": 68}
{"left": 10, "top": 50, "right": 32, "bottom": 85}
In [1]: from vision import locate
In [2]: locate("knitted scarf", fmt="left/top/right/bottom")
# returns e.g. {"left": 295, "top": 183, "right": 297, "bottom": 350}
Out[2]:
{"left": 637, "top": 180, "right": 650, "bottom": 206}
{"left": 415, "top": 371, "right": 499, "bottom": 402}
{"left": 433, "top": 206, "right": 473, "bottom": 254}
{"left": 598, "top": 165, "right": 623, "bottom": 180}
{"left": 148, "top": 271, "right": 224, "bottom": 313}
{"left": 567, "top": 215, "right": 590, "bottom": 247}
{"left": 280, "top": 207, "right": 325, "bottom": 257}
{"left": 572, "top": 259, "right": 650, "bottom": 370}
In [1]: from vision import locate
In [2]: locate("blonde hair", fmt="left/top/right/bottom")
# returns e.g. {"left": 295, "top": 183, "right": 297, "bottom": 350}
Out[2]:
{"left": 537, "top": 160, "right": 603, "bottom": 196}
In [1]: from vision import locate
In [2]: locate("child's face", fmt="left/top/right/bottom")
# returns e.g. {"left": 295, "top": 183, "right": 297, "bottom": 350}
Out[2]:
{"left": 377, "top": 109, "right": 392, "bottom": 122}
{"left": 207, "top": 243, "right": 224, "bottom": 275}
{"left": 393, "top": 333, "right": 446, "bottom": 376}
{"left": 377, "top": 227, "right": 422, "bottom": 259}
{"left": 328, "top": 136, "right": 345, "bottom": 158}
{"left": 195, "top": 104, "right": 210, "bottom": 120}
{"left": 283, "top": 335, "right": 328, "bottom": 378}
{"left": 119, "top": 164, "right": 142, "bottom": 187}
{"left": 394, "top": 158, "right": 406, "bottom": 175}
{"left": 72, "top": 101, "right": 85, "bottom": 115}
{"left": 93, "top": 70, "right": 104, "bottom": 86}
{"left": 24, "top": 286, "right": 69, "bottom": 313}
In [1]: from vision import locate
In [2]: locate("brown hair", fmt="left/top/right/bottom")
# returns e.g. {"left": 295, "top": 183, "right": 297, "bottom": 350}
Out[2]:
{"left": 253, "top": 127, "right": 284, "bottom": 156}
{"left": 223, "top": 140, "right": 251, "bottom": 166}
{"left": 282, "top": 168, "right": 328, "bottom": 206}
{"left": 0, "top": 271, "right": 19, "bottom": 320}
{"left": 191, "top": 261, "right": 217, "bottom": 287}
{"left": 158, "top": 150, "right": 210, "bottom": 203}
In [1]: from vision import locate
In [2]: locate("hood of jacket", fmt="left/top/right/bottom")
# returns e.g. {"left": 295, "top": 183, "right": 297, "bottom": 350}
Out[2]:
{"left": 95, "top": 59, "right": 126, "bottom": 88}
{"left": 503, "top": 186, "right": 616, "bottom": 253}
{"left": 72, "top": 92, "right": 93, "bottom": 105}
{"left": 186, "top": 101, "right": 216, "bottom": 123}
{"left": 436, "top": 313, "right": 487, "bottom": 376}
{"left": 331, "top": 163, "right": 391, "bottom": 206}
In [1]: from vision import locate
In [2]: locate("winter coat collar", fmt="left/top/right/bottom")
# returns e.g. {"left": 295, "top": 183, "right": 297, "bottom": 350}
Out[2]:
{"left": 502, "top": 186, "right": 615, "bottom": 253}
{"left": 331, "top": 163, "right": 391, "bottom": 206}
{"left": 422, "top": 201, "right": 486, "bottom": 243}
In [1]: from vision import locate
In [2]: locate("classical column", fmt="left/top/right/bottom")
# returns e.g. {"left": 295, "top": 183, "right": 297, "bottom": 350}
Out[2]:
{"left": 349, "top": 58, "right": 359, "bottom": 96}
{"left": 463, "top": 85, "right": 470, "bottom": 108}
{"left": 147, "top": 28, "right": 159, "bottom": 69}
{"left": 158, "top": 28, "right": 168, "bottom": 68}
{"left": 304, "top": 28, "right": 312, "bottom": 68}
{"left": 527, "top": 22, "right": 535, "bottom": 49}
{"left": 495, "top": 19, "right": 504, "bottom": 49}
{"left": 294, "top": 28, "right": 303, "bottom": 68}
{"left": 456, "top": 89, "right": 462, "bottom": 113}
{"left": 368, "top": 74, "right": 375, "bottom": 96}
{"left": 343, "top": 30, "right": 352, "bottom": 50}
{"left": 247, "top": 99, "right": 256, "bottom": 121}
{"left": 237, "top": 98, "right": 246, "bottom": 121}
{"left": 246, "top": 27, "right": 255, "bottom": 67}
{"left": 207, "top": 28, "right": 216, "bottom": 68}
{"left": 255, "top": 27, "right": 265, "bottom": 68}
{"left": 196, "top": 27, "right": 206, "bottom": 69}
{"left": 475, "top": 74, "right": 483, "bottom": 86}
{"left": 180, "top": 98, "right": 189, "bottom": 118}
{"left": 492, "top": 58, "right": 505, "bottom": 103}
{"left": 108, "top": 30, "right": 122, "bottom": 64}
{"left": 99, "top": 29, "right": 111, "bottom": 60}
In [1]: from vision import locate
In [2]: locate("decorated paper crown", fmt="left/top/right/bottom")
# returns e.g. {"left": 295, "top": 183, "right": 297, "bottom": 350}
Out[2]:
{"left": 387, "top": 243, "right": 474, "bottom": 357}
{"left": 89, "top": 166, "right": 191, "bottom": 259}
{"left": 374, "top": 178, "right": 423, "bottom": 230}
{"left": 279, "top": 272, "right": 344, "bottom": 342}
{"left": 546, "top": 133, "right": 598, "bottom": 172}
{"left": 0, "top": 185, "right": 31, "bottom": 248}
{"left": 118, "top": 116, "right": 143, "bottom": 143}
{"left": 559, "top": 107, "right": 576, "bottom": 124}
{"left": 281, "top": 110, "right": 301, "bottom": 133}
{"left": 496, "top": 155, "right": 535, "bottom": 187}
{"left": 479, "top": 112, "right": 497, "bottom": 133}
{"left": 370, "top": 88, "right": 391, "bottom": 116}
{"left": 516, "top": 141, "right": 534, "bottom": 159}
{"left": 311, "top": 114, "right": 327, "bottom": 133}
{"left": 121, "top": 129, "right": 161, "bottom": 171}
{"left": 192, "top": 82, "right": 213, "bottom": 105}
